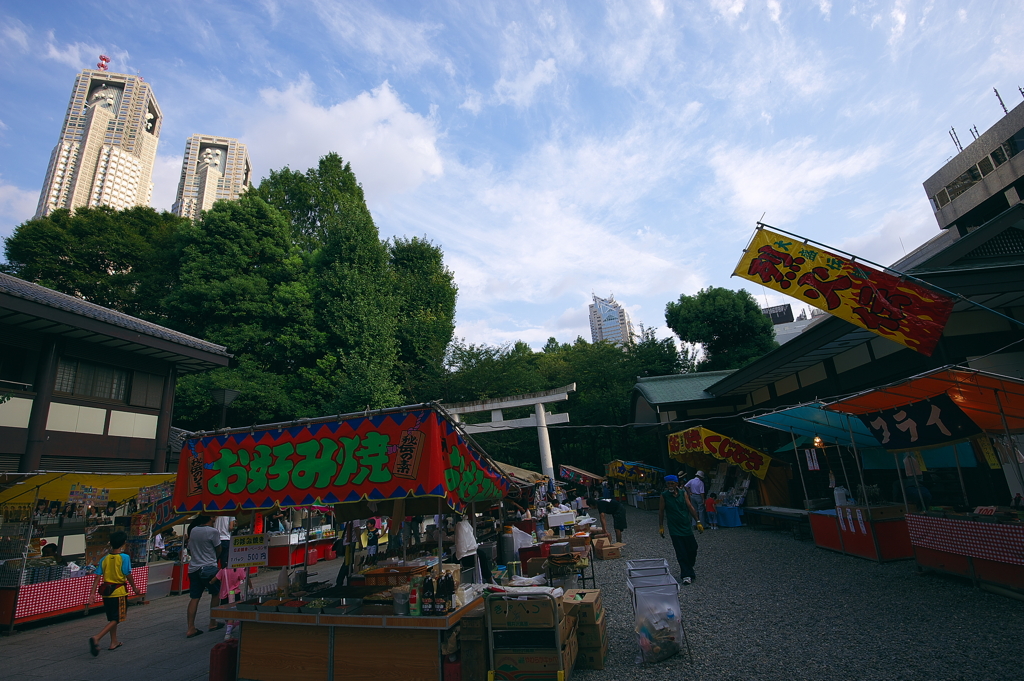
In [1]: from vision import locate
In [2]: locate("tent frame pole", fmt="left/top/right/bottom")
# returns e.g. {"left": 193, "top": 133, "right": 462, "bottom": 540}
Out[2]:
{"left": 952, "top": 446, "right": 970, "bottom": 509}
{"left": 790, "top": 430, "right": 810, "bottom": 508}
{"left": 848, "top": 419, "right": 884, "bottom": 562}
{"left": 994, "top": 389, "right": 1024, "bottom": 492}
{"left": 893, "top": 451, "right": 911, "bottom": 514}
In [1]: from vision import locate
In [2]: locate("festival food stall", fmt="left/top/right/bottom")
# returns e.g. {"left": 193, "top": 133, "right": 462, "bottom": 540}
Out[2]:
{"left": 604, "top": 460, "right": 663, "bottom": 508}
{"left": 174, "top": 403, "right": 515, "bottom": 681}
{"left": 824, "top": 367, "right": 1024, "bottom": 594}
{"left": 746, "top": 405, "right": 914, "bottom": 560}
{"left": 0, "top": 471, "right": 174, "bottom": 630}
{"left": 559, "top": 464, "right": 605, "bottom": 490}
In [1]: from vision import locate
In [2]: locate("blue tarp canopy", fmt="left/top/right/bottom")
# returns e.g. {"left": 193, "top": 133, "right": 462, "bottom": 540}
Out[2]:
{"left": 746, "top": 403, "right": 880, "bottom": 449}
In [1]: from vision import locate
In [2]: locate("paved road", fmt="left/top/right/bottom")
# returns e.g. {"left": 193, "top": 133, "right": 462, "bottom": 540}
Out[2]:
{"left": 2, "top": 508, "right": 1021, "bottom": 681}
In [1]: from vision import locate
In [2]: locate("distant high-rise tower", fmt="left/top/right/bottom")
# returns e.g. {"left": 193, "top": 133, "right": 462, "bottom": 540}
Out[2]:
{"left": 35, "top": 69, "right": 161, "bottom": 218}
{"left": 589, "top": 294, "right": 634, "bottom": 346}
{"left": 171, "top": 135, "right": 252, "bottom": 219}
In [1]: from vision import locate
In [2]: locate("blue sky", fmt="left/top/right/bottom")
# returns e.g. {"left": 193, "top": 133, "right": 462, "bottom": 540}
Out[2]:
{"left": 1, "top": 1, "right": 1021, "bottom": 350}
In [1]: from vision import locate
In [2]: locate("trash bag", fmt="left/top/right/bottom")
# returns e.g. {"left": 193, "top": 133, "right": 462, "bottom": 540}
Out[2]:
{"left": 633, "top": 583, "right": 683, "bottom": 664}
{"left": 455, "top": 518, "right": 479, "bottom": 560}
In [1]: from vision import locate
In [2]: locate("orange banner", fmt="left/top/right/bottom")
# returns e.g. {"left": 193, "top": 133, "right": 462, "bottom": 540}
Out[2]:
{"left": 733, "top": 228, "right": 953, "bottom": 356}
{"left": 668, "top": 427, "right": 772, "bottom": 479}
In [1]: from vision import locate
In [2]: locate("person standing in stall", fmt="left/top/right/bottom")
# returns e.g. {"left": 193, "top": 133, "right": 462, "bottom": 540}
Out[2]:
{"left": 659, "top": 475, "right": 702, "bottom": 585}
{"left": 685, "top": 471, "right": 707, "bottom": 527}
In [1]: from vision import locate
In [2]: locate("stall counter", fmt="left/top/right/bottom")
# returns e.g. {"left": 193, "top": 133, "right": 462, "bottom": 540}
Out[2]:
{"left": 0, "top": 566, "right": 148, "bottom": 627}
{"left": 810, "top": 505, "right": 912, "bottom": 562}
{"left": 212, "top": 596, "right": 483, "bottom": 681}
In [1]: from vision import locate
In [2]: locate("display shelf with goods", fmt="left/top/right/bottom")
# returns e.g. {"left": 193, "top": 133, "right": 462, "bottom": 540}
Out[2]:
{"left": 0, "top": 472, "right": 174, "bottom": 629}
{"left": 605, "top": 460, "right": 663, "bottom": 508}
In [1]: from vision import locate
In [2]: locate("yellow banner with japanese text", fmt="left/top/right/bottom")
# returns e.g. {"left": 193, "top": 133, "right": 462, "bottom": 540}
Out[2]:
{"left": 668, "top": 427, "right": 772, "bottom": 479}
{"left": 733, "top": 228, "right": 953, "bottom": 356}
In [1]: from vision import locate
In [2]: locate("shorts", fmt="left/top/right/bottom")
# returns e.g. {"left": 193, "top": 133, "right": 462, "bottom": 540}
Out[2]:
{"left": 613, "top": 508, "right": 628, "bottom": 531}
{"left": 188, "top": 565, "right": 220, "bottom": 599}
{"left": 104, "top": 595, "right": 127, "bottom": 623}
{"left": 220, "top": 539, "right": 231, "bottom": 566}
{"left": 706, "top": 511, "right": 718, "bottom": 525}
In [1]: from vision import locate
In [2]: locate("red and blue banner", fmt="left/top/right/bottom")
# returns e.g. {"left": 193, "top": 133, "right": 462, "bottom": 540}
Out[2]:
{"left": 173, "top": 408, "right": 511, "bottom": 513}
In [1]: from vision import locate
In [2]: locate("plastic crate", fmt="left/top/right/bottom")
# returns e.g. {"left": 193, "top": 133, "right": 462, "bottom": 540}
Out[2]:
{"left": 362, "top": 565, "right": 429, "bottom": 586}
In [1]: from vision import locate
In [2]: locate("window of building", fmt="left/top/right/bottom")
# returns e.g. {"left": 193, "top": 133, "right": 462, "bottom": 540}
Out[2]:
{"left": 54, "top": 358, "right": 129, "bottom": 401}
{"left": 1004, "top": 127, "right": 1024, "bottom": 159}
{"left": 978, "top": 156, "right": 995, "bottom": 177}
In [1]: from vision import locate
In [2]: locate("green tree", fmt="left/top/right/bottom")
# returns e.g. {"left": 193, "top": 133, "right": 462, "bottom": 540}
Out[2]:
{"left": 162, "top": 194, "right": 317, "bottom": 428}
{"left": 389, "top": 236, "right": 457, "bottom": 402}
{"left": 258, "top": 153, "right": 402, "bottom": 413}
{"left": 2, "top": 206, "right": 185, "bottom": 318}
{"left": 664, "top": 286, "right": 777, "bottom": 371}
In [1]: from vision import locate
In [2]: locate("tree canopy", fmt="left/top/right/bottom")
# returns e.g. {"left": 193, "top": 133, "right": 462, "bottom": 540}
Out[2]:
{"left": 664, "top": 286, "right": 778, "bottom": 371}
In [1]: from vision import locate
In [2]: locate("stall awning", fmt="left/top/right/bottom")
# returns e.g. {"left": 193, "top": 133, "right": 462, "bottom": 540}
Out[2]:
{"left": 559, "top": 464, "right": 605, "bottom": 485}
{"left": 172, "top": 405, "right": 514, "bottom": 515}
{"left": 605, "top": 460, "right": 664, "bottom": 481}
{"left": 747, "top": 404, "right": 881, "bottom": 449}
{"left": 496, "top": 462, "right": 548, "bottom": 486}
{"left": 0, "top": 472, "right": 176, "bottom": 506}
{"left": 823, "top": 367, "right": 1024, "bottom": 434}
{"left": 668, "top": 427, "right": 773, "bottom": 480}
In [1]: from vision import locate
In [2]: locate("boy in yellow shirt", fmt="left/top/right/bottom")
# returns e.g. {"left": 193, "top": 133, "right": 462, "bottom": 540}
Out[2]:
{"left": 89, "top": 531, "right": 140, "bottom": 656}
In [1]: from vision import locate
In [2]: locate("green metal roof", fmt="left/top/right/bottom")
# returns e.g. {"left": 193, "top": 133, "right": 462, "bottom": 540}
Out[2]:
{"left": 634, "top": 370, "right": 737, "bottom": 405}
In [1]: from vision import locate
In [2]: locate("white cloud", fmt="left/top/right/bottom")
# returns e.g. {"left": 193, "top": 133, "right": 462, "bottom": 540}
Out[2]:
{"left": 460, "top": 88, "right": 483, "bottom": 115}
{"left": 312, "top": 1, "right": 441, "bottom": 73}
{"left": 0, "top": 177, "right": 37, "bottom": 240}
{"left": 1, "top": 18, "right": 29, "bottom": 50}
{"left": 493, "top": 58, "right": 557, "bottom": 108}
{"left": 817, "top": 0, "right": 832, "bottom": 18}
{"left": 767, "top": 0, "right": 782, "bottom": 24}
{"left": 710, "top": 0, "right": 746, "bottom": 20}
{"left": 243, "top": 78, "right": 442, "bottom": 202}
{"left": 889, "top": 1, "right": 908, "bottom": 45}
{"left": 707, "top": 137, "right": 886, "bottom": 224}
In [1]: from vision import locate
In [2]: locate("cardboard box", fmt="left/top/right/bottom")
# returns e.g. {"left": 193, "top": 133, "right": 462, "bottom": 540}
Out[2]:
{"left": 526, "top": 557, "right": 548, "bottom": 577}
{"left": 563, "top": 590, "right": 603, "bottom": 625}
{"left": 568, "top": 535, "right": 591, "bottom": 549}
{"left": 597, "top": 543, "right": 624, "bottom": 560}
{"left": 493, "top": 631, "right": 577, "bottom": 677}
{"left": 489, "top": 597, "right": 565, "bottom": 628}
{"left": 577, "top": 641, "right": 609, "bottom": 670}
{"left": 575, "top": 609, "right": 606, "bottom": 648}
{"left": 593, "top": 537, "right": 611, "bottom": 550}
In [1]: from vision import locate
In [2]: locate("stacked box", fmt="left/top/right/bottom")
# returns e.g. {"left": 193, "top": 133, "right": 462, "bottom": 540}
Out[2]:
{"left": 460, "top": 608, "right": 490, "bottom": 681}
{"left": 596, "top": 542, "right": 625, "bottom": 560}
{"left": 565, "top": 590, "right": 607, "bottom": 670}
{"left": 490, "top": 599, "right": 577, "bottom": 680}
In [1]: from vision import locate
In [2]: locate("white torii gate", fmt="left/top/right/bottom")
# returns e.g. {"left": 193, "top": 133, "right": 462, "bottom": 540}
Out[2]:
{"left": 442, "top": 384, "right": 576, "bottom": 484}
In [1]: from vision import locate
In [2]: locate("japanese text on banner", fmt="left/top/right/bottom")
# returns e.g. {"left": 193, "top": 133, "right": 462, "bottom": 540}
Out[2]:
{"left": 733, "top": 228, "right": 953, "bottom": 356}
{"left": 668, "top": 427, "right": 772, "bottom": 479}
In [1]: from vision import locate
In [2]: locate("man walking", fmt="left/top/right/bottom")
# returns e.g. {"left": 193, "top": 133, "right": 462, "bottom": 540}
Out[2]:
{"left": 685, "top": 471, "right": 706, "bottom": 526}
{"left": 186, "top": 515, "right": 222, "bottom": 638}
{"left": 659, "top": 475, "right": 702, "bottom": 585}
{"left": 593, "top": 495, "right": 627, "bottom": 543}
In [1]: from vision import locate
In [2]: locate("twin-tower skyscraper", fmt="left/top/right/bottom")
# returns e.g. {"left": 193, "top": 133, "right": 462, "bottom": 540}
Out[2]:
{"left": 34, "top": 67, "right": 251, "bottom": 221}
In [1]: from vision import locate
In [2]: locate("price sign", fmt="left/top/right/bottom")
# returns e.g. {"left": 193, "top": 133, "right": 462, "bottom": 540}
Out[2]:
{"left": 228, "top": 533, "right": 268, "bottom": 568}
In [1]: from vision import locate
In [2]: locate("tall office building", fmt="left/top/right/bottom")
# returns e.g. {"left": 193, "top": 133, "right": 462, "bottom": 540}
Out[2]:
{"left": 35, "top": 69, "right": 161, "bottom": 218}
{"left": 589, "top": 294, "right": 634, "bottom": 347}
{"left": 171, "top": 135, "right": 252, "bottom": 219}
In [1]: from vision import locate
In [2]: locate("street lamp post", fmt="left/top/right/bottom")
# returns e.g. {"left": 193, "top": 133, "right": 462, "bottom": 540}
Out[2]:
{"left": 209, "top": 388, "right": 241, "bottom": 429}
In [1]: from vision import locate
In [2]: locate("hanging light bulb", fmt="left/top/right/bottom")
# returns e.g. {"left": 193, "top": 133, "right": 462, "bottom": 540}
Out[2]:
{"left": 813, "top": 435, "right": 824, "bottom": 448}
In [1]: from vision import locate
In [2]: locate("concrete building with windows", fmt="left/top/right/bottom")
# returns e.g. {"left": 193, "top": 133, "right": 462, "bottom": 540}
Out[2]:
{"left": 924, "top": 97, "right": 1024, "bottom": 235}
{"left": 35, "top": 69, "right": 162, "bottom": 218}
{"left": 171, "top": 134, "right": 252, "bottom": 219}
{"left": 589, "top": 294, "right": 634, "bottom": 347}
{"left": 0, "top": 273, "right": 230, "bottom": 473}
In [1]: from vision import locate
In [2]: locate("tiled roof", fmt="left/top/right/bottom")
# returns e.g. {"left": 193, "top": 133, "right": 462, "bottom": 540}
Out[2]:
{"left": 0, "top": 272, "right": 230, "bottom": 358}
{"left": 634, "top": 370, "right": 737, "bottom": 405}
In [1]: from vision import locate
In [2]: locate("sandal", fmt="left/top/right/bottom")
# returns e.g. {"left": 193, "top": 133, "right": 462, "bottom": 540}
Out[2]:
{"left": 89, "top": 637, "right": 99, "bottom": 657}
{"left": 186, "top": 629, "right": 204, "bottom": 638}
{"left": 209, "top": 623, "right": 224, "bottom": 631}
{"left": 108, "top": 642, "right": 123, "bottom": 651}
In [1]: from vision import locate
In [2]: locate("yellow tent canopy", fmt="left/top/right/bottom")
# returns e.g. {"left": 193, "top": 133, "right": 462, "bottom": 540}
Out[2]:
{"left": 0, "top": 471, "right": 176, "bottom": 506}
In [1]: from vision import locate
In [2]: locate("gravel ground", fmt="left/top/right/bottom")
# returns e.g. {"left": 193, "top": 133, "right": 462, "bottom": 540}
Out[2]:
{"left": 575, "top": 506, "right": 1024, "bottom": 681}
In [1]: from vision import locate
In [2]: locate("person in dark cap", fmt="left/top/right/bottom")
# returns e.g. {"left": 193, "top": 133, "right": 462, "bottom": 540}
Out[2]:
{"left": 659, "top": 475, "right": 702, "bottom": 585}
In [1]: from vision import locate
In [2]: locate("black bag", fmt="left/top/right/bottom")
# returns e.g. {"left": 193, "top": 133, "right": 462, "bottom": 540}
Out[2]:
{"left": 98, "top": 581, "right": 117, "bottom": 597}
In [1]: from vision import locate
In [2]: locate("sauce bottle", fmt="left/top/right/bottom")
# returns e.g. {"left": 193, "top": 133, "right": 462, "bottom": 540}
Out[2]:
{"left": 421, "top": 575, "right": 434, "bottom": 616}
